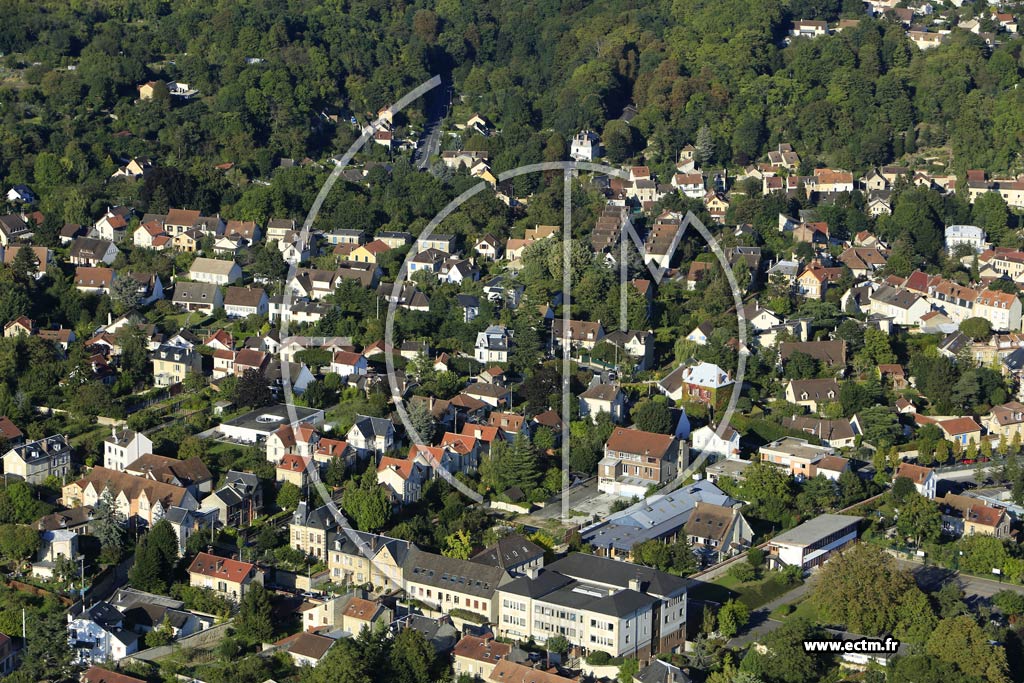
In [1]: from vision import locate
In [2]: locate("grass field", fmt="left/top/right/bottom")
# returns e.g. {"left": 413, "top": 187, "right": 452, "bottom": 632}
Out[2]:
{"left": 689, "top": 571, "right": 801, "bottom": 609}
{"left": 770, "top": 595, "right": 819, "bottom": 622}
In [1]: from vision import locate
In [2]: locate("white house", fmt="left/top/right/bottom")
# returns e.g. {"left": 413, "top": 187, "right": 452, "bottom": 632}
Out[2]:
{"left": 224, "top": 286, "right": 269, "bottom": 318}
{"left": 945, "top": 225, "right": 987, "bottom": 254}
{"left": 672, "top": 172, "right": 705, "bottom": 199}
{"left": 330, "top": 351, "right": 368, "bottom": 378}
{"left": 894, "top": 462, "right": 937, "bottom": 500}
{"left": 346, "top": 415, "right": 395, "bottom": 459}
{"left": 188, "top": 258, "right": 242, "bottom": 285}
{"left": 6, "top": 185, "right": 34, "bottom": 203}
{"left": 578, "top": 384, "right": 627, "bottom": 424}
{"left": 570, "top": 130, "right": 601, "bottom": 162}
{"left": 68, "top": 602, "right": 139, "bottom": 664}
{"left": 691, "top": 424, "right": 742, "bottom": 460}
{"left": 475, "top": 325, "right": 511, "bottom": 364}
{"left": 103, "top": 428, "right": 154, "bottom": 472}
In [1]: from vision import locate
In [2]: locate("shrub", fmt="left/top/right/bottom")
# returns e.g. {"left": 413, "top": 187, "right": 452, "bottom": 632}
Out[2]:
{"left": 729, "top": 563, "right": 757, "bottom": 583}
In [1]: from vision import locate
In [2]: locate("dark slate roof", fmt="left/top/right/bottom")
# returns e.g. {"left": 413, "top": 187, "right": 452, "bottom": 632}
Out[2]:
{"left": 498, "top": 570, "right": 573, "bottom": 599}
{"left": 545, "top": 553, "right": 689, "bottom": 598}
{"left": 635, "top": 660, "right": 692, "bottom": 683}
{"left": 470, "top": 534, "right": 544, "bottom": 570}
{"left": 352, "top": 414, "right": 393, "bottom": 438}
{"left": 402, "top": 548, "right": 507, "bottom": 598}
{"left": 1004, "top": 347, "right": 1024, "bottom": 370}
{"left": 588, "top": 589, "right": 658, "bottom": 617}
{"left": 293, "top": 501, "right": 336, "bottom": 530}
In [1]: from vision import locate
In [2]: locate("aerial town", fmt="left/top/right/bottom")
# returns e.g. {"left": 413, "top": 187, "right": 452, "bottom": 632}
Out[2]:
{"left": 1, "top": 1, "right": 1024, "bottom": 683}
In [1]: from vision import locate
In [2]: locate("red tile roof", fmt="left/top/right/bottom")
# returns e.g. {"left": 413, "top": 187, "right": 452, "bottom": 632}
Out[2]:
{"left": 278, "top": 454, "right": 311, "bottom": 472}
{"left": 377, "top": 456, "right": 417, "bottom": 480}
{"left": 83, "top": 667, "right": 148, "bottom": 683}
{"left": 606, "top": 427, "right": 675, "bottom": 459}
{"left": 188, "top": 551, "right": 256, "bottom": 583}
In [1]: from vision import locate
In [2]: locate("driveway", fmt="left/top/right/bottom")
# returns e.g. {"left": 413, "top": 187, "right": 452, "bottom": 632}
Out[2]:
{"left": 518, "top": 477, "right": 621, "bottom": 525}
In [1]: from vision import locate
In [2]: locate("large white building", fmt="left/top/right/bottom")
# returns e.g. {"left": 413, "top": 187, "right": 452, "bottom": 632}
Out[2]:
{"left": 494, "top": 553, "right": 687, "bottom": 660}
{"left": 767, "top": 514, "right": 860, "bottom": 570}
{"left": 217, "top": 405, "right": 324, "bottom": 444}
{"left": 945, "top": 224, "right": 987, "bottom": 254}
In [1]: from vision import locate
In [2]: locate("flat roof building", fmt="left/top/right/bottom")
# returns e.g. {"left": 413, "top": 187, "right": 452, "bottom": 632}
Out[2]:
{"left": 767, "top": 514, "right": 860, "bottom": 570}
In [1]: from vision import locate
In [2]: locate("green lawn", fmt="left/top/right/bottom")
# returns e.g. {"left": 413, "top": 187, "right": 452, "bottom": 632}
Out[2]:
{"left": 69, "top": 424, "right": 113, "bottom": 448}
{"left": 770, "top": 596, "right": 819, "bottom": 622}
{"left": 689, "top": 571, "right": 802, "bottom": 609}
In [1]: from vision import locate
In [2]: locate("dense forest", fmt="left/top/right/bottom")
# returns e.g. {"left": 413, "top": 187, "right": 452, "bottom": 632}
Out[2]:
{"left": 1, "top": 0, "right": 1023, "bottom": 232}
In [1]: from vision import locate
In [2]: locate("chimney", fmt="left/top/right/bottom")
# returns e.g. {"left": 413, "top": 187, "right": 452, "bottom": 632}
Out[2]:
{"left": 628, "top": 578, "right": 642, "bottom": 591}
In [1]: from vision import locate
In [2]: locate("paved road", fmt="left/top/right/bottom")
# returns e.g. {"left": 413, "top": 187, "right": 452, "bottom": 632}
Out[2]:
{"left": 898, "top": 558, "right": 1024, "bottom": 599}
{"left": 412, "top": 75, "right": 449, "bottom": 170}
{"left": 726, "top": 575, "right": 819, "bottom": 647}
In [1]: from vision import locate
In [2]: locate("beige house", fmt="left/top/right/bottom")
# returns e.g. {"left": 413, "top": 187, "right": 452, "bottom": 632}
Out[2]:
{"left": 938, "top": 494, "right": 1012, "bottom": 538}
{"left": 402, "top": 548, "right": 508, "bottom": 622}
{"left": 187, "top": 552, "right": 262, "bottom": 602}
{"left": 340, "top": 596, "right": 391, "bottom": 635}
{"left": 985, "top": 401, "right": 1024, "bottom": 440}
{"left": 151, "top": 344, "right": 202, "bottom": 386}
{"left": 349, "top": 240, "right": 391, "bottom": 264}
{"left": 759, "top": 437, "right": 836, "bottom": 480}
{"left": 785, "top": 378, "right": 840, "bottom": 413}
{"left": 61, "top": 466, "right": 198, "bottom": 527}
{"left": 453, "top": 634, "right": 511, "bottom": 681}
{"left": 276, "top": 454, "right": 312, "bottom": 488}
{"left": 3, "top": 435, "right": 72, "bottom": 485}
{"left": 326, "top": 529, "right": 412, "bottom": 591}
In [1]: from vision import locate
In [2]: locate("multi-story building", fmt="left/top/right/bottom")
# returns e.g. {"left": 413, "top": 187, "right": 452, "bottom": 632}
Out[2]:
{"left": 758, "top": 437, "right": 836, "bottom": 481}
{"left": 403, "top": 548, "right": 509, "bottom": 621}
{"left": 474, "top": 325, "right": 512, "bottom": 364}
{"left": 2, "top": 434, "right": 72, "bottom": 484}
{"left": 61, "top": 467, "right": 199, "bottom": 528}
{"left": 103, "top": 428, "right": 154, "bottom": 472}
{"left": 598, "top": 428, "right": 683, "bottom": 498}
{"left": 328, "top": 530, "right": 413, "bottom": 590}
{"left": 203, "top": 471, "right": 262, "bottom": 527}
{"left": 493, "top": 553, "right": 687, "bottom": 661}
{"left": 346, "top": 415, "right": 395, "bottom": 458}
{"left": 151, "top": 344, "right": 201, "bottom": 386}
